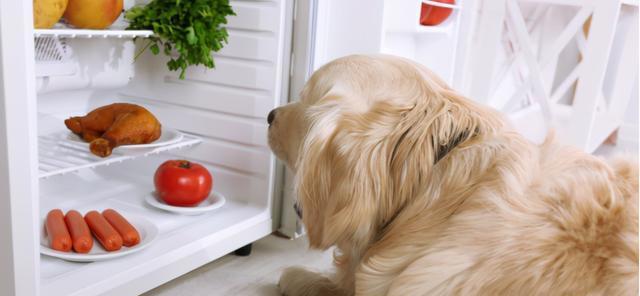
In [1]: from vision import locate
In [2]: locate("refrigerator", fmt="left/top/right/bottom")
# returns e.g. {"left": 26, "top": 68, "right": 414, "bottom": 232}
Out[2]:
{"left": 0, "top": 0, "right": 563, "bottom": 295}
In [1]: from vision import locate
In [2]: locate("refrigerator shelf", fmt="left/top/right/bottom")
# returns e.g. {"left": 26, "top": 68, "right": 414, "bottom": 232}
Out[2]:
{"left": 34, "top": 26, "right": 153, "bottom": 39}
{"left": 33, "top": 12, "right": 153, "bottom": 39}
{"left": 38, "top": 131, "right": 201, "bottom": 179}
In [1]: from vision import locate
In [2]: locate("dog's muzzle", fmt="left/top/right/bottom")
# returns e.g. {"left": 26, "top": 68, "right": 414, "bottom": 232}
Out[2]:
{"left": 293, "top": 202, "right": 302, "bottom": 219}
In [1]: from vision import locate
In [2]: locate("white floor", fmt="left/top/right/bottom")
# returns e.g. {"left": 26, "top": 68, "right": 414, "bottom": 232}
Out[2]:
{"left": 143, "top": 235, "right": 334, "bottom": 296}
{"left": 144, "top": 140, "right": 638, "bottom": 296}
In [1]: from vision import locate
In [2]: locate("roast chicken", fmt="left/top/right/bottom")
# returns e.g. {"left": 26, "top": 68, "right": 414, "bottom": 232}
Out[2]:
{"left": 65, "top": 103, "right": 162, "bottom": 157}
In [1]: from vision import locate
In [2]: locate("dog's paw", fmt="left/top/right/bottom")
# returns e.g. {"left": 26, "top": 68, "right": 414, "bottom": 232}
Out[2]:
{"left": 278, "top": 266, "right": 309, "bottom": 295}
{"left": 279, "top": 266, "right": 341, "bottom": 296}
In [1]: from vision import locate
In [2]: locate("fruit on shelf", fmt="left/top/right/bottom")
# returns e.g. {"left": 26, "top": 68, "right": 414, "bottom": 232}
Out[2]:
{"left": 419, "top": 0, "right": 455, "bottom": 26}
{"left": 154, "top": 160, "right": 213, "bottom": 207}
{"left": 63, "top": 0, "right": 123, "bottom": 29}
{"left": 33, "top": 0, "right": 69, "bottom": 29}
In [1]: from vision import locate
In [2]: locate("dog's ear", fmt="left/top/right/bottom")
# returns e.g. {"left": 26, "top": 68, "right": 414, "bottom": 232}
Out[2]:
{"left": 383, "top": 86, "right": 490, "bottom": 205}
{"left": 295, "top": 93, "right": 388, "bottom": 249}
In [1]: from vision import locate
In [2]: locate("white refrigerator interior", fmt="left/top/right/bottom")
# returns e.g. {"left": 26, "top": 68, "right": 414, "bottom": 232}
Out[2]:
{"left": 1, "top": 0, "right": 292, "bottom": 295}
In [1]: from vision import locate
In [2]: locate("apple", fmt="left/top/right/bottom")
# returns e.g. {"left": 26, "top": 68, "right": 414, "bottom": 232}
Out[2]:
{"left": 64, "top": 0, "right": 123, "bottom": 29}
{"left": 34, "top": 0, "right": 69, "bottom": 29}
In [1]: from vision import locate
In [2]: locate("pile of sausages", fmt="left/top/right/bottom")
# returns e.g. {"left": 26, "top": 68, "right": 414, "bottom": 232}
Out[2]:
{"left": 45, "top": 209, "right": 140, "bottom": 253}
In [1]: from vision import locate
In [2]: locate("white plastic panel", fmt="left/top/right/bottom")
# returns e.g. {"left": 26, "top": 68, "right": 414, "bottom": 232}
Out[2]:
{"left": 36, "top": 38, "right": 137, "bottom": 93}
{"left": 228, "top": 1, "right": 281, "bottom": 32}
{"left": 123, "top": 81, "right": 273, "bottom": 118}
{"left": 182, "top": 60, "right": 277, "bottom": 91}
{"left": 135, "top": 100, "right": 268, "bottom": 147}
{"left": 218, "top": 33, "right": 278, "bottom": 61}
{"left": 168, "top": 139, "right": 272, "bottom": 176}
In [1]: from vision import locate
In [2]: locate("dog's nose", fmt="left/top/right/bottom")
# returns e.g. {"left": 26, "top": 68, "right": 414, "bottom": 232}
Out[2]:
{"left": 267, "top": 109, "right": 277, "bottom": 125}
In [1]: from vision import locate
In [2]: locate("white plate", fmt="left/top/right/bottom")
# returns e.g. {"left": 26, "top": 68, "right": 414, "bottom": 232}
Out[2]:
{"left": 66, "top": 128, "right": 184, "bottom": 149}
{"left": 145, "top": 191, "right": 226, "bottom": 216}
{"left": 40, "top": 214, "right": 158, "bottom": 262}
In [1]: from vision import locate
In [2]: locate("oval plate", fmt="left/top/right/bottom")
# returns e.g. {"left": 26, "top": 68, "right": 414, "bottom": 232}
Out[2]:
{"left": 66, "top": 128, "right": 183, "bottom": 149}
{"left": 40, "top": 214, "right": 158, "bottom": 262}
{"left": 145, "top": 191, "right": 226, "bottom": 216}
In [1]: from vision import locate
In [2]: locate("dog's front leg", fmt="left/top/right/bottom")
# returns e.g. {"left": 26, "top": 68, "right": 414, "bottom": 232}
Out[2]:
{"left": 279, "top": 266, "right": 348, "bottom": 296}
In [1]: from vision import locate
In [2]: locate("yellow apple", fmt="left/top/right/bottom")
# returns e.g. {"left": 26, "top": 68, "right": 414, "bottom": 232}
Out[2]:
{"left": 33, "top": 0, "right": 69, "bottom": 29}
{"left": 63, "top": 0, "right": 123, "bottom": 29}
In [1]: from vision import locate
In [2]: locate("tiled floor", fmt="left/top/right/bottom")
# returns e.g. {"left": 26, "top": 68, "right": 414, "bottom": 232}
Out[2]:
{"left": 145, "top": 141, "right": 638, "bottom": 296}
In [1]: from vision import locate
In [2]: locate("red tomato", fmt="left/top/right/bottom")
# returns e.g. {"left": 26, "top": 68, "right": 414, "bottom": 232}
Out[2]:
{"left": 154, "top": 160, "right": 213, "bottom": 207}
{"left": 420, "top": 0, "right": 455, "bottom": 26}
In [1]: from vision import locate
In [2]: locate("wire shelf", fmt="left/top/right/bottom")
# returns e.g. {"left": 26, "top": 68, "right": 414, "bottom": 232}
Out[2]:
{"left": 38, "top": 131, "right": 201, "bottom": 179}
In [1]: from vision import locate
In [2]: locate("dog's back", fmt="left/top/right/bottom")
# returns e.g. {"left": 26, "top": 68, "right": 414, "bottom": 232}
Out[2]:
{"left": 383, "top": 140, "right": 638, "bottom": 296}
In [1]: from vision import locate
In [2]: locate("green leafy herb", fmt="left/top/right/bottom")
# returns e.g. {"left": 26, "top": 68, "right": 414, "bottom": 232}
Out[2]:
{"left": 125, "top": 0, "right": 235, "bottom": 79}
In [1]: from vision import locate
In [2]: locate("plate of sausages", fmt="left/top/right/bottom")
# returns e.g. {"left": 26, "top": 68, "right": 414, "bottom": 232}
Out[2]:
{"left": 40, "top": 209, "right": 158, "bottom": 262}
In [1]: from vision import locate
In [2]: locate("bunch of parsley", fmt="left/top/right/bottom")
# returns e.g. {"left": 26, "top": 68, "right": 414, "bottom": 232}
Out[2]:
{"left": 126, "top": 0, "right": 235, "bottom": 79}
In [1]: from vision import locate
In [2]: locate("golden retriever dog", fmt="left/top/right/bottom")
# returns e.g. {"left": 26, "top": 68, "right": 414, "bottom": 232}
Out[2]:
{"left": 267, "top": 54, "right": 638, "bottom": 295}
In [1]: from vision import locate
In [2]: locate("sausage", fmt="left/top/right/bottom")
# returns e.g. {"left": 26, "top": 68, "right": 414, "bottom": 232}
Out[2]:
{"left": 102, "top": 209, "right": 140, "bottom": 247}
{"left": 64, "top": 210, "right": 93, "bottom": 253}
{"left": 45, "top": 209, "right": 72, "bottom": 252}
{"left": 84, "top": 211, "right": 123, "bottom": 251}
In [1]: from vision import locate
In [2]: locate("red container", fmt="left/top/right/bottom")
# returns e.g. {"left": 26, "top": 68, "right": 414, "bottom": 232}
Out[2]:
{"left": 419, "top": 0, "right": 455, "bottom": 26}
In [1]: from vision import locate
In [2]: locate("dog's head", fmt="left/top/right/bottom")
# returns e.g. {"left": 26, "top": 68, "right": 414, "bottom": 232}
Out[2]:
{"left": 268, "top": 55, "right": 501, "bottom": 249}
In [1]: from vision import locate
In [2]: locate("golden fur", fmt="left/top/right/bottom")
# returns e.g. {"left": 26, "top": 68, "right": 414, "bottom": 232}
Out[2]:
{"left": 268, "top": 54, "right": 639, "bottom": 295}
